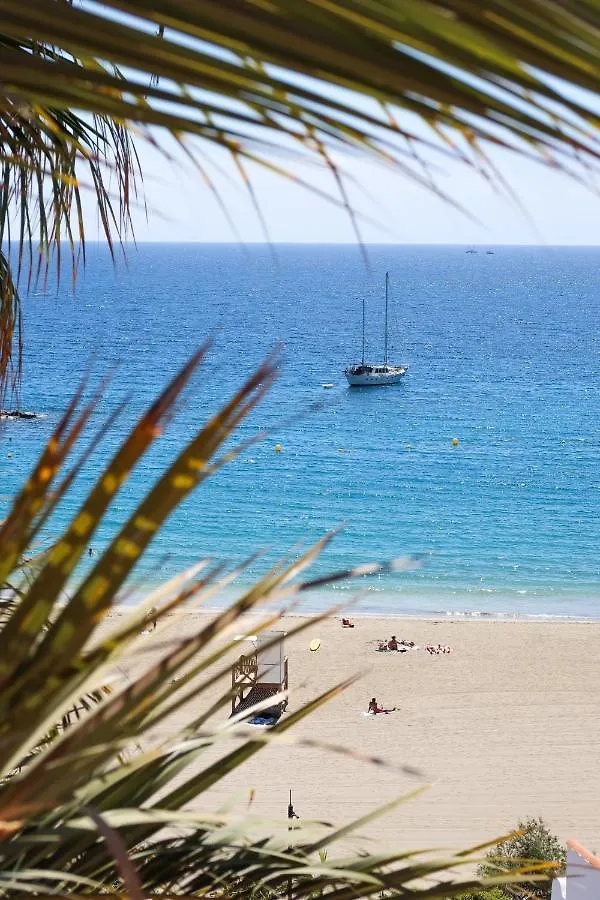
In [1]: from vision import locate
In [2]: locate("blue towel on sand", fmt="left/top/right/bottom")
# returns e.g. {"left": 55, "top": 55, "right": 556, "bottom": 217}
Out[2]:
{"left": 247, "top": 713, "right": 280, "bottom": 727}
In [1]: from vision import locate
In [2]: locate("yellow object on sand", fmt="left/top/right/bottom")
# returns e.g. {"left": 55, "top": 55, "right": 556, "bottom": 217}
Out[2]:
{"left": 274, "top": 443, "right": 282, "bottom": 453}
{"left": 309, "top": 639, "right": 321, "bottom": 652}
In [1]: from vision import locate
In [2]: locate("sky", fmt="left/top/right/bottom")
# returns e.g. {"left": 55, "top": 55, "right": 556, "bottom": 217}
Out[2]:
{"left": 70, "top": 1, "right": 600, "bottom": 247}
{"left": 111, "top": 133, "right": 600, "bottom": 246}
{"left": 70, "top": 1, "right": 600, "bottom": 246}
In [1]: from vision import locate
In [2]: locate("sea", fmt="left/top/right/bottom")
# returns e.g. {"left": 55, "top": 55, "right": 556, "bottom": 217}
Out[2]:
{"left": 2, "top": 243, "right": 600, "bottom": 620}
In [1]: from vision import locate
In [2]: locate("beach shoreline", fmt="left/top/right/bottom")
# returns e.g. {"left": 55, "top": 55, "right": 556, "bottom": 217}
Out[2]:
{"left": 118, "top": 580, "right": 600, "bottom": 623}
{"left": 198, "top": 604, "right": 600, "bottom": 624}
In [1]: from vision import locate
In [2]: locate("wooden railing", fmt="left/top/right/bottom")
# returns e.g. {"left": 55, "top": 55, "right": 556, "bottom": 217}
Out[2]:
{"left": 281, "top": 657, "right": 289, "bottom": 710}
{"left": 231, "top": 653, "right": 258, "bottom": 713}
{"left": 232, "top": 652, "right": 258, "bottom": 681}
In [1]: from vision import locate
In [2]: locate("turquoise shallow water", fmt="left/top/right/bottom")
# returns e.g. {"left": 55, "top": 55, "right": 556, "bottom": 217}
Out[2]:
{"left": 2, "top": 244, "right": 600, "bottom": 618}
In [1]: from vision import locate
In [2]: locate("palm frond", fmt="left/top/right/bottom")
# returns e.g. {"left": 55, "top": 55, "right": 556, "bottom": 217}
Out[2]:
{"left": 0, "top": 350, "right": 552, "bottom": 898}
{"left": 0, "top": 35, "right": 141, "bottom": 401}
{"left": 0, "top": 251, "right": 20, "bottom": 408}
{"left": 4, "top": 1, "right": 600, "bottom": 176}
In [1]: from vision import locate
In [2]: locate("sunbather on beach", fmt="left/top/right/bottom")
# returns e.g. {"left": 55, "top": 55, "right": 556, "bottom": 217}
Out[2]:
{"left": 388, "top": 635, "right": 399, "bottom": 651}
{"left": 368, "top": 697, "right": 396, "bottom": 715}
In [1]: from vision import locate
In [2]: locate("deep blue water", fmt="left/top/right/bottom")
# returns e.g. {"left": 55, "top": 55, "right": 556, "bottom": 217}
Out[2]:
{"left": 2, "top": 244, "right": 600, "bottom": 618}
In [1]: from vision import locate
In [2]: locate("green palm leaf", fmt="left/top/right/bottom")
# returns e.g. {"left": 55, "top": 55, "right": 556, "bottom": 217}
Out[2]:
{"left": 0, "top": 351, "right": 551, "bottom": 898}
{"left": 0, "top": 252, "right": 20, "bottom": 407}
{"left": 4, "top": 1, "right": 600, "bottom": 170}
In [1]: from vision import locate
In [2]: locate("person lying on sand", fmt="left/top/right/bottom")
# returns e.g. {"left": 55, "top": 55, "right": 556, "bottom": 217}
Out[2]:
{"left": 341, "top": 618, "right": 355, "bottom": 628}
{"left": 425, "top": 644, "right": 452, "bottom": 655}
{"left": 368, "top": 697, "right": 396, "bottom": 715}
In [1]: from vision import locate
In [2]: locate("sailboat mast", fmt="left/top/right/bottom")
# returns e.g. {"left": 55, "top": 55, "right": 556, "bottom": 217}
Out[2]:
{"left": 362, "top": 295, "right": 365, "bottom": 365}
{"left": 384, "top": 272, "right": 389, "bottom": 365}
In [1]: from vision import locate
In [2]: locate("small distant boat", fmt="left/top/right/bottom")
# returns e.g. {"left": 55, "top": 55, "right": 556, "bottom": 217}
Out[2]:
{"left": 0, "top": 409, "right": 41, "bottom": 420}
{"left": 344, "top": 272, "right": 408, "bottom": 387}
{"left": 321, "top": 383, "right": 334, "bottom": 389}
{"left": 486, "top": 250, "right": 494, "bottom": 255}
{"left": 466, "top": 249, "right": 478, "bottom": 254}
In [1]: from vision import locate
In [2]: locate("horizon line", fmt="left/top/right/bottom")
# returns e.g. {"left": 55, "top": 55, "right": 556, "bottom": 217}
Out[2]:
{"left": 60, "top": 240, "right": 600, "bottom": 248}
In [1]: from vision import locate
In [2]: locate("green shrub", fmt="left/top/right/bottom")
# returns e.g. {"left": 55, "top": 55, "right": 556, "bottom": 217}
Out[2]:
{"left": 477, "top": 817, "right": 565, "bottom": 899}
{"left": 456, "top": 891, "right": 507, "bottom": 900}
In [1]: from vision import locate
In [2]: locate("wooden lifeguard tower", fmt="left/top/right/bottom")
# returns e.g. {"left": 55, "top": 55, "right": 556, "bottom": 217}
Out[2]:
{"left": 231, "top": 631, "right": 288, "bottom": 718}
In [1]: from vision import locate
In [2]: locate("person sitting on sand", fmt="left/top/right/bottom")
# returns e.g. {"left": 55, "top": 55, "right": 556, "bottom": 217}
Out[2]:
{"left": 342, "top": 618, "right": 355, "bottom": 628}
{"left": 142, "top": 606, "right": 158, "bottom": 632}
{"left": 368, "top": 697, "right": 396, "bottom": 715}
{"left": 388, "top": 635, "right": 399, "bottom": 651}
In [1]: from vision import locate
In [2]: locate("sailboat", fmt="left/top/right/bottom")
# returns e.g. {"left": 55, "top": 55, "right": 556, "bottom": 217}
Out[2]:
{"left": 344, "top": 272, "right": 408, "bottom": 386}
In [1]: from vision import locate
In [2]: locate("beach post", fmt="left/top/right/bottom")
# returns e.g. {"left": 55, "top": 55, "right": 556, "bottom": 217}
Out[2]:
{"left": 287, "top": 789, "right": 299, "bottom": 900}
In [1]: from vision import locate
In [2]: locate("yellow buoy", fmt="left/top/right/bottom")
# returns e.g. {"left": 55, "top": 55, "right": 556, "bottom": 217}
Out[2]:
{"left": 274, "top": 443, "right": 282, "bottom": 453}
{"left": 452, "top": 437, "right": 459, "bottom": 447}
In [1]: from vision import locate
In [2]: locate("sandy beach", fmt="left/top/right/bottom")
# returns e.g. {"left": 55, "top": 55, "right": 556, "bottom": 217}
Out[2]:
{"left": 113, "top": 610, "right": 600, "bottom": 854}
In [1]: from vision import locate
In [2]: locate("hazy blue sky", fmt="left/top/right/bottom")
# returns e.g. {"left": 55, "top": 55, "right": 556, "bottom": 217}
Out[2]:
{"left": 72, "top": 6, "right": 600, "bottom": 246}
{"left": 93, "top": 127, "right": 600, "bottom": 246}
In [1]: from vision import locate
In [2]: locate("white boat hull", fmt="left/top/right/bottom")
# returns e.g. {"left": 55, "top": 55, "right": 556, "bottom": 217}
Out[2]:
{"left": 345, "top": 366, "right": 408, "bottom": 386}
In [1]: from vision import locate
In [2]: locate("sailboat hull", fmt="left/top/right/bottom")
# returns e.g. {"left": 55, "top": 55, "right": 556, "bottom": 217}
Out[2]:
{"left": 345, "top": 365, "right": 408, "bottom": 386}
